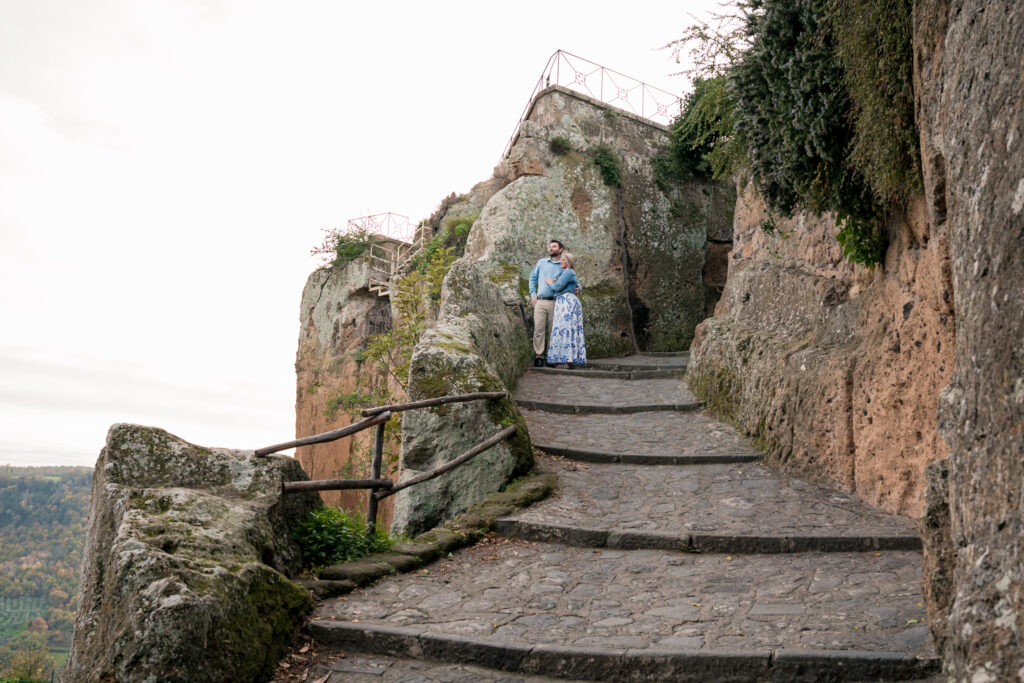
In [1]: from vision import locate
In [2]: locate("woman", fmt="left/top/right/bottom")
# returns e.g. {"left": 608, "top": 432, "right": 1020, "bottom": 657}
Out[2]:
{"left": 544, "top": 252, "right": 587, "bottom": 368}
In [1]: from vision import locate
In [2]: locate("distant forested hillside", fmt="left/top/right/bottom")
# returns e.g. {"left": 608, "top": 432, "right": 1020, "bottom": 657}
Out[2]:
{"left": 0, "top": 465, "right": 91, "bottom": 672}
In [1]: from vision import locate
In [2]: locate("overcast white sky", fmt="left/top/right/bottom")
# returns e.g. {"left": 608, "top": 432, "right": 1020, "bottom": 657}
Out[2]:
{"left": 0, "top": 0, "right": 719, "bottom": 467}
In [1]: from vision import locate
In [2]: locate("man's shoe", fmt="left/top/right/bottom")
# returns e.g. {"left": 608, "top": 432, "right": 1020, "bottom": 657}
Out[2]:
{"left": 534, "top": 357, "right": 545, "bottom": 367}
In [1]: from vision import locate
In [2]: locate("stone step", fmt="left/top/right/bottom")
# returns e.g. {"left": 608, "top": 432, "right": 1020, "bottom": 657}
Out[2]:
{"left": 515, "top": 375, "right": 700, "bottom": 415}
{"left": 521, "top": 409, "right": 757, "bottom": 464}
{"left": 528, "top": 366, "right": 686, "bottom": 380}
{"left": 637, "top": 350, "right": 690, "bottom": 357}
{"left": 586, "top": 355, "right": 689, "bottom": 372}
{"left": 534, "top": 442, "right": 762, "bottom": 465}
{"left": 497, "top": 458, "right": 921, "bottom": 554}
{"left": 309, "top": 540, "right": 938, "bottom": 682}
{"left": 496, "top": 519, "right": 921, "bottom": 554}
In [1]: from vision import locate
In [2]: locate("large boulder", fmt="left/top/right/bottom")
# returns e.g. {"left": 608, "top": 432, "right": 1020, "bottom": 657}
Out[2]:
{"left": 64, "top": 424, "right": 320, "bottom": 683}
{"left": 391, "top": 260, "right": 533, "bottom": 535}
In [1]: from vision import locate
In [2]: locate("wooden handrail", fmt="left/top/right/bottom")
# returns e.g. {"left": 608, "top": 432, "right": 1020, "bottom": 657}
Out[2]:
{"left": 361, "top": 392, "right": 507, "bottom": 417}
{"left": 373, "top": 425, "right": 516, "bottom": 501}
{"left": 282, "top": 477, "right": 393, "bottom": 493}
{"left": 255, "top": 411, "right": 392, "bottom": 456}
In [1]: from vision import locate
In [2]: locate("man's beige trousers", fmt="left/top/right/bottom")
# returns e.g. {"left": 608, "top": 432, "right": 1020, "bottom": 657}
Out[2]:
{"left": 533, "top": 298, "right": 556, "bottom": 357}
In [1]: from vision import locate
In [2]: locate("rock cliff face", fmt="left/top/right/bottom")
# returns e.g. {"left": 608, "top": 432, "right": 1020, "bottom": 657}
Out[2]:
{"left": 390, "top": 87, "right": 734, "bottom": 534}
{"left": 294, "top": 257, "right": 399, "bottom": 524}
{"left": 688, "top": 0, "right": 1024, "bottom": 677}
{"left": 915, "top": 0, "right": 1024, "bottom": 678}
{"left": 688, "top": 188, "right": 953, "bottom": 518}
{"left": 64, "top": 424, "right": 318, "bottom": 683}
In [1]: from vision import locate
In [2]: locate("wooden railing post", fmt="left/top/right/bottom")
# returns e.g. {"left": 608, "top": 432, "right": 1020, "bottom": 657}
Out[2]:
{"left": 366, "top": 421, "right": 386, "bottom": 535}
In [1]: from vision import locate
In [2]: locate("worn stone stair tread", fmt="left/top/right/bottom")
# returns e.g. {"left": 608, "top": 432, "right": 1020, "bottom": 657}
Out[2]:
{"left": 636, "top": 350, "right": 691, "bottom": 358}
{"left": 514, "top": 375, "right": 700, "bottom": 415}
{"left": 495, "top": 519, "right": 921, "bottom": 553}
{"left": 528, "top": 366, "right": 686, "bottom": 379}
{"left": 310, "top": 540, "right": 936, "bottom": 681}
{"left": 309, "top": 623, "right": 939, "bottom": 682}
{"left": 534, "top": 443, "right": 762, "bottom": 465}
{"left": 301, "top": 647, "right": 577, "bottom": 682}
{"left": 585, "top": 355, "right": 690, "bottom": 372}
{"left": 521, "top": 409, "right": 756, "bottom": 461}
{"left": 496, "top": 458, "right": 920, "bottom": 552}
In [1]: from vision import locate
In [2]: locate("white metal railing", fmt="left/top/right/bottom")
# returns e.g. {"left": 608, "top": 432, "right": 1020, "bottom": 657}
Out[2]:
{"left": 501, "top": 50, "right": 684, "bottom": 160}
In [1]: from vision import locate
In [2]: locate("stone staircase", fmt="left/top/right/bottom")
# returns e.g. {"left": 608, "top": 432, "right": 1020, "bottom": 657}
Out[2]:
{"left": 304, "top": 352, "right": 939, "bottom": 681}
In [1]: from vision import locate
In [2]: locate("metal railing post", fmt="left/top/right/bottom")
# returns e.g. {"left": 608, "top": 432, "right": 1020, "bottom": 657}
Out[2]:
{"left": 366, "top": 421, "right": 386, "bottom": 534}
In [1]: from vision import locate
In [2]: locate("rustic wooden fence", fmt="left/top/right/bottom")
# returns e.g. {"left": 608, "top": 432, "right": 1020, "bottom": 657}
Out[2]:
{"left": 256, "top": 392, "right": 511, "bottom": 532}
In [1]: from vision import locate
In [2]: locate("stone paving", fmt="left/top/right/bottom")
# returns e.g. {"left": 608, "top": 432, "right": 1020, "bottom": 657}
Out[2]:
{"left": 502, "top": 456, "right": 918, "bottom": 543}
{"left": 308, "top": 354, "right": 937, "bottom": 680}
{"left": 315, "top": 539, "right": 931, "bottom": 655}
{"left": 515, "top": 375, "right": 698, "bottom": 412}
{"left": 522, "top": 409, "right": 757, "bottom": 462}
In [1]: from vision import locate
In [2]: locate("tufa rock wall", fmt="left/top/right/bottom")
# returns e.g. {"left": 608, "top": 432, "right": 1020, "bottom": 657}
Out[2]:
{"left": 916, "top": 0, "right": 1024, "bottom": 678}
{"left": 64, "top": 424, "right": 318, "bottom": 683}
{"left": 294, "top": 257, "right": 400, "bottom": 524}
{"left": 687, "top": 187, "right": 953, "bottom": 519}
{"left": 390, "top": 87, "right": 734, "bottom": 534}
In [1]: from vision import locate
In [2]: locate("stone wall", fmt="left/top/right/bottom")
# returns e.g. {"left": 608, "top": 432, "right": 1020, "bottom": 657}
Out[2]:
{"left": 687, "top": 187, "right": 954, "bottom": 519}
{"left": 687, "top": 1, "right": 1024, "bottom": 677}
{"left": 915, "top": 0, "right": 1024, "bottom": 678}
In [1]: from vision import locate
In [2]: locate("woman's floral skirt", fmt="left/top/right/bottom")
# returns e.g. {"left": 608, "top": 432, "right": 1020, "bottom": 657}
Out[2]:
{"left": 547, "top": 293, "right": 586, "bottom": 366}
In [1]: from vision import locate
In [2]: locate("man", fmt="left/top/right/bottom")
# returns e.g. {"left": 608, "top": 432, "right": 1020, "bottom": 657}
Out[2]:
{"left": 528, "top": 239, "right": 579, "bottom": 366}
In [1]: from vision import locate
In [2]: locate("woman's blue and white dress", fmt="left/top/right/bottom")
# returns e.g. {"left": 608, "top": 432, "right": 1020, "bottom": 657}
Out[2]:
{"left": 546, "top": 268, "right": 587, "bottom": 366}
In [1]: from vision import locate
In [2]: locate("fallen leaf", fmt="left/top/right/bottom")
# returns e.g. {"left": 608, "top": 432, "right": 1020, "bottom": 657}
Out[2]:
{"left": 298, "top": 644, "right": 310, "bottom": 654}
{"left": 312, "top": 675, "right": 330, "bottom": 683}
{"left": 689, "top": 602, "right": 701, "bottom": 607}
{"left": 907, "top": 618, "right": 919, "bottom": 624}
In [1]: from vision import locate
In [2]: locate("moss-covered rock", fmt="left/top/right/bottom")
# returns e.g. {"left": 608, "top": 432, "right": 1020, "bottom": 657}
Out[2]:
{"left": 64, "top": 424, "right": 320, "bottom": 683}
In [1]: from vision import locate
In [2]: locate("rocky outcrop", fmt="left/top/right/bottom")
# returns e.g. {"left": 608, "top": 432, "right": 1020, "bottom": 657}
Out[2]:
{"left": 294, "top": 257, "right": 399, "bottom": 523}
{"left": 687, "top": 188, "right": 954, "bottom": 519}
{"left": 917, "top": 0, "right": 1024, "bottom": 678}
{"left": 64, "top": 424, "right": 319, "bottom": 683}
{"left": 390, "top": 87, "right": 734, "bottom": 534}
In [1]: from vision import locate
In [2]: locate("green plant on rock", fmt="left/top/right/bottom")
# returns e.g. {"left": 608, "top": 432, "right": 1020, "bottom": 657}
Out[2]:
{"left": 410, "top": 213, "right": 477, "bottom": 275}
{"left": 292, "top": 507, "right": 393, "bottom": 568}
{"left": 310, "top": 226, "right": 375, "bottom": 269}
{"left": 588, "top": 145, "right": 621, "bottom": 187}
{"left": 549, "top": 136, "right": 572, "bottom": 155}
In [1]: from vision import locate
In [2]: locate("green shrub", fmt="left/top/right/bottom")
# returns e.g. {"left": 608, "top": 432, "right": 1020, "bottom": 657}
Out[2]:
{"left": 293, "top": 507, "right": 392, "bottom": 568}
{"left": 410, "top": 213, "right": 476, "bottom": 275}
{"left": 549, "top": 136, "right": 572, "bottom": 155}
{"left": 588, "top": 145, "right": 621, "bottom": 187}
{"left": 656, "top": 76, "right": 739, "bottom": 184}
{"left": 311, "top": 226, "right": 375, "bottom": 269}
{"left": 729, "top": 0, "right": 887, "bottom": 266}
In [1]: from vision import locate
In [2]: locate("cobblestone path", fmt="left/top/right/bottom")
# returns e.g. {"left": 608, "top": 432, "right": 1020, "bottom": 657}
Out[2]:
{"left": 308, "top": 355, "right": 938, "bottom": 681}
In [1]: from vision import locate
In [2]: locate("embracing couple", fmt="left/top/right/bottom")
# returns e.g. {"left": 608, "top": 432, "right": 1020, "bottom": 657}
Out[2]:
{"left": 529, "top": 239, "right": 587, "bottom": 369}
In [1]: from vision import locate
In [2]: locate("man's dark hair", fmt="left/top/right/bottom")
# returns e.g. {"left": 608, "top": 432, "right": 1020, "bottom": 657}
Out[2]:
{"left": 549, "top": 239, "right": 565, "bottom": 249}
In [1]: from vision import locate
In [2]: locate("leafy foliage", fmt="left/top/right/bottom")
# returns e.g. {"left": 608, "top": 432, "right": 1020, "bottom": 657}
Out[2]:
{"left": 292, "top": 507, "right": 393, "bottom": 568}
{"left": 588, "top": 145, "right": 621, "bottom": 187}
{"left": 655, "top": 75, "right": 742, "bottom": 187}
{"left": 664, "top": 0, "right": 922, "bottom": 267}
{"left": 311, "top": 226, "right": 375, "bottom": 269}
{"left": 409, "top": 213, "right": 475, "bottom": 276}
{"left": 0, "top": 467, "right": 90, "bottom": 673}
